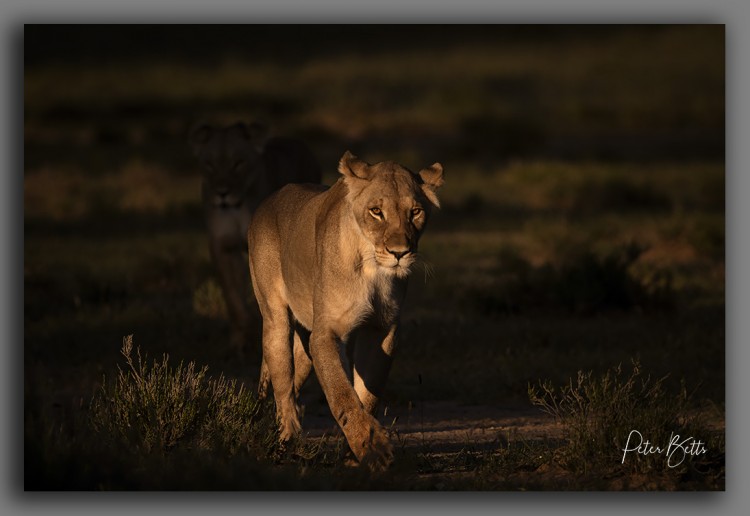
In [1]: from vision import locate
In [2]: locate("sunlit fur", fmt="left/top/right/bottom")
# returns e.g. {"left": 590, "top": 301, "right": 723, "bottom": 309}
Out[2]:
{"left": 247, "top": 151, "right": 443, "bottom": 471}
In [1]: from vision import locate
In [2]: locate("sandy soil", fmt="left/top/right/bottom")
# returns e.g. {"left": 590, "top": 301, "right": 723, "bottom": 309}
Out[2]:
{"left": 299, "top": 396, "right": 725, "bottom": 491}
{"left": 302, "top": 399, "right": 564, "bottom": 454}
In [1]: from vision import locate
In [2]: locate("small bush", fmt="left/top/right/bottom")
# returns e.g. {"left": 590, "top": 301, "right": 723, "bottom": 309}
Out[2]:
{"left": 27, "top": 335, "right": 349, "bottom": 489}
{"left": 90, "top": 335, "right": 280, "bottom": 457}
{"left": 528, "top": 360, "right": 709, "bottom": 474}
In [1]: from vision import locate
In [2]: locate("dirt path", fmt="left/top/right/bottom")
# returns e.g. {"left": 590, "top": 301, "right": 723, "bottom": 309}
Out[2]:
{"left": 302, "top": 400, "right": 563, "bottom": 454}
{"left": 299, "top": 399, "right": 724, "bottom": 490}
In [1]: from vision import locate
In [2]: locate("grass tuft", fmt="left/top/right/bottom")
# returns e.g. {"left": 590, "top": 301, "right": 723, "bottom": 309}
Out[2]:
{"left": 90, "top": 335, "right": 281, "bottom": 457}
{"left": 528, "top": 360, "right": 719, "bottom": 475}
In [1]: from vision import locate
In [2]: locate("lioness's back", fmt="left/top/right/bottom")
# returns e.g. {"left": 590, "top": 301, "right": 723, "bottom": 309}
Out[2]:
{"left": 248, "top": 182, "right": 332, "bottom": 329}
{"left": 250, "top": 182, "right": 329, "bottom": 240}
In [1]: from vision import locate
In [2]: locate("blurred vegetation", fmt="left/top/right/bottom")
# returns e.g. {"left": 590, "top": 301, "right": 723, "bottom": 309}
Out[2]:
{"left": 24, "top": 25, "right": 724, "bottom": 490}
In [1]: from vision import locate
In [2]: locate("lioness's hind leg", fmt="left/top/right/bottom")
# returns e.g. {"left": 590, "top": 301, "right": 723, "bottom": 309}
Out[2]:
{"left": 261, "top": 305, "right": 301, "bottom": 441}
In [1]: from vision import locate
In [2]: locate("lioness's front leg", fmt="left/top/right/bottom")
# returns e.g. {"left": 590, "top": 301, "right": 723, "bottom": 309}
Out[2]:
{"left": 292, "top": 328, "right": 313, "bottom": 397}
{"left": 309, "top": 328, "right": 393, "bottom": 471}
{"left": 352, "top": 324, "right": 398, "bottom": 416}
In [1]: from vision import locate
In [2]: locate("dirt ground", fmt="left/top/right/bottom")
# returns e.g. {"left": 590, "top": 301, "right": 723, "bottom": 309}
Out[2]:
{"left": 303, "top": 399, "right": 561, "bottom": 453}
{"left": 297, "top": 393, "right": 725, "bottom": 490}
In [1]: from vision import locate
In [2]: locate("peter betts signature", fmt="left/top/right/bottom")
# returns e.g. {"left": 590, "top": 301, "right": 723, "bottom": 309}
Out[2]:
{"left": 621, "top": 430, "right": 707, "bottom": 468}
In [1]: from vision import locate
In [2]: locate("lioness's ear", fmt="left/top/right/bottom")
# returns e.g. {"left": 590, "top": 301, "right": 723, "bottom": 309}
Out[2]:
{"left": 338, "top": 151, "right": 373, "bottom": 180}
{"left": 189, "top": 123, "right": 213, "bottom": 152}
{"left": 419, "top": 163, "right": 444, "bottom": 208}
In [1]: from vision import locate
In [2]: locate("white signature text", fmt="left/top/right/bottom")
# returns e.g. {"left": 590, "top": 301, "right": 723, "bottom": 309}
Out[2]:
{"left": 621, "top": 430, "right": 707, "bottom": 468}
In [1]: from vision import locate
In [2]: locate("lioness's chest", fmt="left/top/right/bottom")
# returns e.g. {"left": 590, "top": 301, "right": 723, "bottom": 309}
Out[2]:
{"left": 319, "top": 267, "right": 400, "bottom": 334}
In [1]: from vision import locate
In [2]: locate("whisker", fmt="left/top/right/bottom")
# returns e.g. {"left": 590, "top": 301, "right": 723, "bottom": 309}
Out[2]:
{"left": 355, "top": 254, "right": 378, "bottom": 272}
{"left": 413, "top": 252, "right": 435, "bottom": 283}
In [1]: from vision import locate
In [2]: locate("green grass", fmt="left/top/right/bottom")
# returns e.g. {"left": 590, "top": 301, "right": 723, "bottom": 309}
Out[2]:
{"left": 24, "top": 25, "right": 724, "bottom": 490}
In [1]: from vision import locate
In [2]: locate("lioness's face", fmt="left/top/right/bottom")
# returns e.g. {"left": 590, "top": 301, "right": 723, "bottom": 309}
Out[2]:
{"left": 339, "top": 153, "right": 444, "bottom": 278}
{"left": 356, "top": 168, "right": 428, "bottom": 276}
{"left": 190, "top": 122, "right": 266, "bottom": 209}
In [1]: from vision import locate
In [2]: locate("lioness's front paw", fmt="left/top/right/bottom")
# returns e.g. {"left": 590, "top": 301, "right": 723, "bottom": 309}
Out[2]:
{"left": 346, "top": 412, "right": 393, "bottom": 472}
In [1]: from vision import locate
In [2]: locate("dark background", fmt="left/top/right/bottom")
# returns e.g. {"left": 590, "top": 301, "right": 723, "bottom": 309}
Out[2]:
{"left": 24, "top": 24, "right": 725, "bottom": 489}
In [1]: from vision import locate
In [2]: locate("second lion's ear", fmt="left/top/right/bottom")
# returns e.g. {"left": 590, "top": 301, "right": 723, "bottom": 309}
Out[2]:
{"left": 236, "top": 121, "right": 269, "bottom": 152}
{"left": 338, "top": 151, "right": 373, "bottom": 180}
{"left": 188, "top": 123, "right": 213, "bottom": 153}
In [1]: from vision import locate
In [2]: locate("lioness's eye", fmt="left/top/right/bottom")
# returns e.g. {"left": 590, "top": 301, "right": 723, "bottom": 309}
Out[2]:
{"left": 369, "top": 207, "right": 382, "bottom": 218}
{"left": 412, "top": 207, "right": 423, "bottom": 217}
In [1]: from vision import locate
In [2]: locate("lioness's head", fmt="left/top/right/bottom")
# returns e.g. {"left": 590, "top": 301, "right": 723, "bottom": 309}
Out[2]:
{"left": 339, "top": 151, "right": 444, "bottom": 278}
{"left": 190, "top": 122, "right": 268, "bottom": 209}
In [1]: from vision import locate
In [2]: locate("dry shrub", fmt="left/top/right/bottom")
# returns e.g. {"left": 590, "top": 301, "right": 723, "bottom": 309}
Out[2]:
{"left": 90, "top": 335, "right": 280, "bottom": 457}
{"left": 528, "top": 360, "right": 714, "bottom": 474}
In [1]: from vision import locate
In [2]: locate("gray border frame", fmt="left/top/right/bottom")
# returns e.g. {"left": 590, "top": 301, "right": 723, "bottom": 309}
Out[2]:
{"left": 7, "top": 0, "right": 745, "bottom": 514}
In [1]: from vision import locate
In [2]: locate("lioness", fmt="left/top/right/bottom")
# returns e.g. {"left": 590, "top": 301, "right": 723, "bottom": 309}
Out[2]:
{"left": 190, "top": 122, "right": 321, "bottom": 356}
{"left": 248, "top": 151, "right": 444, "bottom": 470}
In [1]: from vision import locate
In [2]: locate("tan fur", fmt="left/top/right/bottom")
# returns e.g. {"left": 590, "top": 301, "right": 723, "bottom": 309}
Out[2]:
{"left": 190, "top": 122, "right": 321, "bottom": 356}
{"left": 248, "top": 151, "right": 444, "bottom": 470}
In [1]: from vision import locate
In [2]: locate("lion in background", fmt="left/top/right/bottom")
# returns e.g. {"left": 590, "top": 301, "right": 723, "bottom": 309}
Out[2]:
{"left": 248, "top": 151, "right": 444, "bottom": 470}
{"left": 190, "top": 121, "right": 321, "bottom": 356}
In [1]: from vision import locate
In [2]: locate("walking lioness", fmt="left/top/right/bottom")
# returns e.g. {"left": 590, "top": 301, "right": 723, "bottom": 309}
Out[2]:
{"left": 190, "top": 122, "right": 321, "bottom": 356}
{"left": 248, "top": 151, "right": 444, "bottom": 470}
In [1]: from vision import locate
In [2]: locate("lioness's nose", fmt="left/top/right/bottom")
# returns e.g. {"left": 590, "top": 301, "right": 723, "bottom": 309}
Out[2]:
{"left": 387, "top": 247, "right": 409, "bottom": 261}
